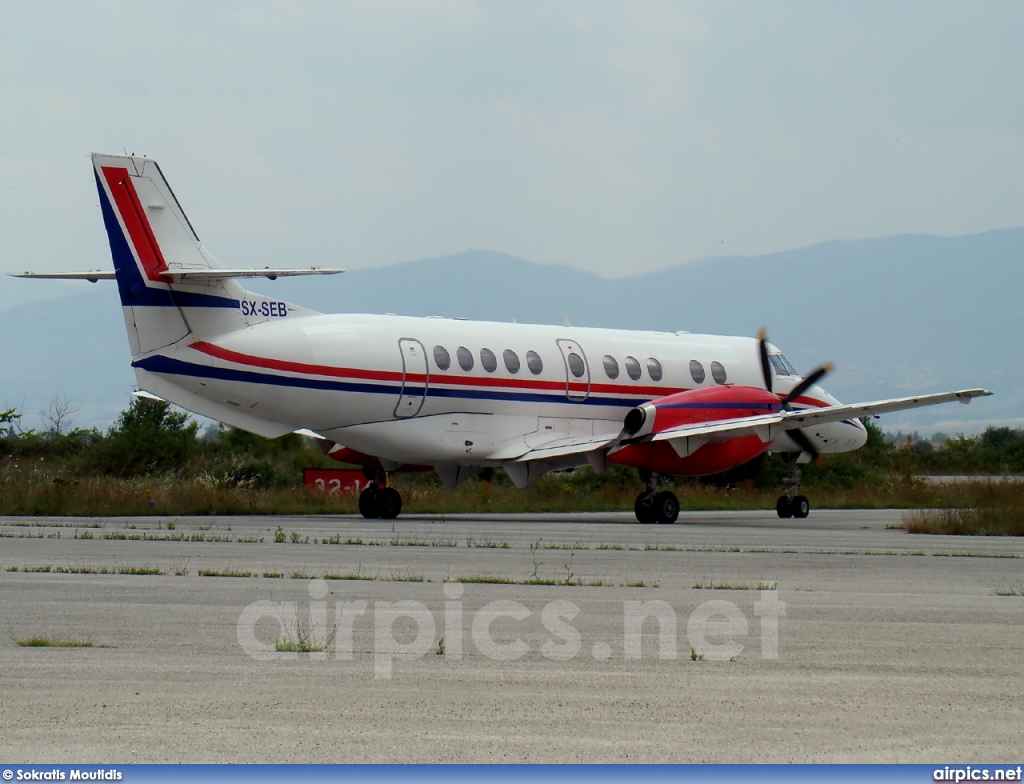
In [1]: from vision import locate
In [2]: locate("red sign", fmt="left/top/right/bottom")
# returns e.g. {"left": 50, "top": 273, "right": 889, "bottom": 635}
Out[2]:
{"left": 303, "top": 468, "right": 372, "bottom": 495}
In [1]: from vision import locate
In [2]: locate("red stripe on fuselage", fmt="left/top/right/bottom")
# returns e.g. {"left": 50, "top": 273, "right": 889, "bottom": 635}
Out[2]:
{"left": 190, "top": 341, "right": 682, "bottom": 397}
{"left": 192, "top": 341, "right": 405, "bottom": 383}
{"left": 101, "top": 166, "right": 168, "bottom": 283}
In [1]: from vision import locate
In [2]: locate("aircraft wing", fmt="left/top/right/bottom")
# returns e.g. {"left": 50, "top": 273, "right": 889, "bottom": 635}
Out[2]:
{"left": 646, "top": 388, "right": 993, "bottom": 447}
{"left": 509, "top": 388, "right": 992, "bottom": 464}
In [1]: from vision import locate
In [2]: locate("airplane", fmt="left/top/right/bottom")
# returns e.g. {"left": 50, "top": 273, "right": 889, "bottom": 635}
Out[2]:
{"left": 15, "top": 153, "right": 991, "bottom": 524}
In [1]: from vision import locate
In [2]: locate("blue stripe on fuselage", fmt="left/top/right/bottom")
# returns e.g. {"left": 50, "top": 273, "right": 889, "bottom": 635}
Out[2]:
{"left": 133, "top": 355, "right": 652, "bottom": 408}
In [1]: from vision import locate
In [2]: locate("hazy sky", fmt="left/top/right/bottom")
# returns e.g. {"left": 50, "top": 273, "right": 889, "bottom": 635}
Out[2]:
{"left": 1, "top": 1, "right": 1021, "bottom": 278}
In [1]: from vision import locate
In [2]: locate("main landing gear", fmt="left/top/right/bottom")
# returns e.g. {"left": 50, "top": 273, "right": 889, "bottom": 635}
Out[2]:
{"left": 775, "top": 453, "right": 810, "bottom": 519}
{"left": 634, "top": 472, "right": 679, "bottom": 524}
{"left": 358, "top": 473, "right": 402, "bottom": 519}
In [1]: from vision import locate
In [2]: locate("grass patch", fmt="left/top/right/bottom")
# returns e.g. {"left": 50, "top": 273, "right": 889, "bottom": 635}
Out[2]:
{"left": 453, "top": 575, "right": 516, "bottom": 584}
{"left": 466, "top": 538, "right": 510, "bottom": 549}
{"left": 905, "top": 505, "right": 1024, "bottom": 536}
{"left": 16, "top": 636, "right": 93, "bottom": 648}
{"left": 54, "top": 565, "right": 114, "bottom": 574}
{"left": 322, "top": 535, "right": 383, "bottom": 546}
{"left": 197, "top": 568, "right": 253, "bottom": 577}
{"left": 390, "top": 538, "right": 458, "bottom": 547}
{"left": 118, "top": 565, "right": 163, "bottom": 575}
{"left": 995, "top": 582, "right": 1024, "bottom": 597}
{"left": 274, "top": 617, "right": 337, "bottom": 653}
{"left": 262, "top": 571, "right": 283, "bottom": 579}
{"left": 323, "top": 571, "right": 374, "bottom": 581}
{"left": 693, "top": 578, "right": 778, "bottom": 591}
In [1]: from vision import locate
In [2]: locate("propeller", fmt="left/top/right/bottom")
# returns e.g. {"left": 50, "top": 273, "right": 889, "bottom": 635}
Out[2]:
{"left": 757, "top": 328, "right": 773, "bottom": 394}
{"left": 757, "top": 328, "right": 835, "bottom": 460}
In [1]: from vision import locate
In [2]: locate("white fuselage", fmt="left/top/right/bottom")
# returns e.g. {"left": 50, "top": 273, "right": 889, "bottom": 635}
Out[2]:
{"left": 136, "top": 311, "right": 868, "bottom": 470}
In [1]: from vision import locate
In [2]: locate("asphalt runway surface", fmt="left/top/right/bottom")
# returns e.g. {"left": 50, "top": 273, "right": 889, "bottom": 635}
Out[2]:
{"left": 1, "top": 509, "right": 1022, "bottom": 762}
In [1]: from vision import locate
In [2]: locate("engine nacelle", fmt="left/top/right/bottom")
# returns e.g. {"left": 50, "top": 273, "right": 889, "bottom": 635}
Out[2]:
{"left": 611, "top": 385, "right": 780, "bottom": 477}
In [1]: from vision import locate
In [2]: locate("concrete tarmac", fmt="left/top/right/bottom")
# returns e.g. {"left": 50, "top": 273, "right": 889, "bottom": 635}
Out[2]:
{"left": 1, "top": 510, "right": 1021, "bottom": 762}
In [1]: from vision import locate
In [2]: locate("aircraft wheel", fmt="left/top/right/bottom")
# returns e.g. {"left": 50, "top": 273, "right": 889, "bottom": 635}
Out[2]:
{"left": 634, "top": 492, "right": 657, "bottom": 524}
{"left": 377, "top": 487, "right": 403, "bottom": 520}
{"left": 792, "top": 495, "right": 810, "bottom": 519}
{"left": 358, "top": 487, "right": 379, "bottom": 519}
{"left": 653, "top": 491, "right": 679, "bottom": 524}
{"left": 775, "top": 495, "right": 793, "bottom": 519}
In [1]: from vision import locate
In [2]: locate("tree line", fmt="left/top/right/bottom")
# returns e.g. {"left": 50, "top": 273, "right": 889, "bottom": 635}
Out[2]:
{"left": 3, "top": 398, "right": 1023, "bottom": 489}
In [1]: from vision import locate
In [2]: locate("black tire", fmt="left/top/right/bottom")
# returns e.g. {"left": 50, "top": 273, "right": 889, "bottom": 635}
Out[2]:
{"left": 377, "top": 487, "right": 403, "bottom": 520}
{"left": 776, "top": 495, "right": 793, "bottom": 519}
{"left": 634, "top": 492, "right": 657, "bottom": 524}
{"left": 653, "top": 491, "right": 679, "bottom": 524}
{"left": 358, "top": 487, "right": 379, "bottom": 519}
{"left": 792, "top": 495, "right": 810, "bottom": 519}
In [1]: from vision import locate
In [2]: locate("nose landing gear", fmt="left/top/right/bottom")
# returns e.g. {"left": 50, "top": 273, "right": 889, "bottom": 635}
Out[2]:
{"left": 634, "top": 472, "right": 679, "bottom": 524}
{"left": 775, "top": 454, "right": 810, "bottom": 519}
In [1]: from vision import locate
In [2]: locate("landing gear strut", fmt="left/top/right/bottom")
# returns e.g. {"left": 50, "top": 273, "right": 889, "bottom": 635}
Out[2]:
{"left": 358, "top": 473, "right": 402, "bottom": 520}
{"left": 775, "top": 454, "right": 810, "bottom": 519}
{"left": 634, "top": 472, "right": 679, "bottom": 524}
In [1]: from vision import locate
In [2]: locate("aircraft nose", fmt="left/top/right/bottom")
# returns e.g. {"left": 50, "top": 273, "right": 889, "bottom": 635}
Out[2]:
{"left": 852, "top": 418, "right": 869, "bottom": 449}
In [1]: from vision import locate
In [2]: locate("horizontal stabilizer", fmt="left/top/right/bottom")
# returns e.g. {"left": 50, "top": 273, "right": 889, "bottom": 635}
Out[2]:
{"left": 13, "top": 267, "right": 343, "bottom": 282}
{"left": 12, "top": 271, "right": 116, "bottom": 282}
{"left": 159, "top": 267, "right": 344, "bottom": 281}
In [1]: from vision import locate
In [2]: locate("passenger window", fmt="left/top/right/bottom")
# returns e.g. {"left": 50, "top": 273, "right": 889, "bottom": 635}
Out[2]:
{"left": 625, "top": 356, "right": 641, "bottom": 380}
{"left": 503, "top": 349, "right": 520, "bottom": 374}
{"left": 481, "top": 348, "right": 497, "bottom": 373}
{"left": 433, "top": 345, "right": 450, "bottom": 371}
{"left": 567, "top": 352, "right": 585, "bottom": 378}
{"left": 603, "top": 355, "right": 619, "bottom": 379}
{"left": 457, "top": 346, "right": 474, "bottom": 371}
{"left": 646, "top": 357, "right": 663, "bottom": 382}
{"left": 711, "top": 361, "right": 728, "bottom": 384}
{"left": 526, "top": 350, "right": 543, "bottom": 375}
{"left": 689, "top": 360, "right": 705, "bottom": 384}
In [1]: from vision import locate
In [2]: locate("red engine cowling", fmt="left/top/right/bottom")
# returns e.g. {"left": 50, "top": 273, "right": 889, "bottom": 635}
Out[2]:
{"left": 610, "top": 385, "right": 779, "bottom": 477}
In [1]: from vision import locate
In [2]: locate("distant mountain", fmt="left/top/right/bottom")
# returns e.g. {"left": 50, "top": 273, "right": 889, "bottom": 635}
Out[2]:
{"left": 3, "top": 228, "right": 1020, "bottom": 434}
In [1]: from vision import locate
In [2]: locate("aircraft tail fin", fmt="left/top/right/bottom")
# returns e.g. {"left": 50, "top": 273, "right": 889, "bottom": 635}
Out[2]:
{"left": 91, "top": 153, "right": 332, "bottom": 357}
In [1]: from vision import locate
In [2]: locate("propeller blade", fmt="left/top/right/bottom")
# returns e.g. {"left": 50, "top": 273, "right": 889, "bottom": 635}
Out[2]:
{"left": 787, "top": 427, "right": 819, "bottom": 460}
{"left": 782, "top": 363, "right": 834, "bottom": 407}
{"left": 757, "top": 328, "right": 772, "bottom": 394}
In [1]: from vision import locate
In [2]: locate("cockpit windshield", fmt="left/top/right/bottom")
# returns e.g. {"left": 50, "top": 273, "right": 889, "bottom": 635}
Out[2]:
{"left": 769, "top": 353, "right": 799, "bottom": 377}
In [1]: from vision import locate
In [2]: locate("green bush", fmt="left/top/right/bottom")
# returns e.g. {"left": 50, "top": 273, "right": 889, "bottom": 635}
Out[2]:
{"left": 87, "top": 398, "right": 198, "bottom": 477}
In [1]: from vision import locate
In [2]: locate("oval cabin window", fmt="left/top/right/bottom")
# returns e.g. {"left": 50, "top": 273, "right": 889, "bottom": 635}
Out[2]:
{"left": 526, "top": 350, "right": 543, "bottom": 375}
{"left": 433, "top": 345, "right": 450, "bottom": 371}
{"left": 625, "top": 356, "right": 642, "bottom": 380}
{"left": 480, "top": 348, "right": 497, "bottom": 373}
